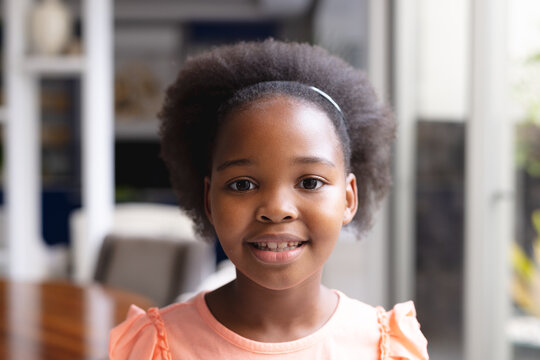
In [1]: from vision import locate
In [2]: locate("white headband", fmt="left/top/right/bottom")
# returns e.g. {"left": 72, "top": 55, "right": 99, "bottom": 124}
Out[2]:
{"left": 309, "top": 86, "right": 344, "bottom": 117}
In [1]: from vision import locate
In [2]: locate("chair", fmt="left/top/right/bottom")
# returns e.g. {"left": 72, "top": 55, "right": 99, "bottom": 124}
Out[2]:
{"left": 70, "top": 203, "right": 215, "bottom": 306}
{"left": 95, "top": 234, "right": 214, "bottom": 306}
{"left": 71, "top": 202, "right": 199, "bottom": 242}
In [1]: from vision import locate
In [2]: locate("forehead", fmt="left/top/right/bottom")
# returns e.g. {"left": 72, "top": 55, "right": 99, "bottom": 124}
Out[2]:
{"left": 212, "top": 95, "right": 344, "bottom": 170}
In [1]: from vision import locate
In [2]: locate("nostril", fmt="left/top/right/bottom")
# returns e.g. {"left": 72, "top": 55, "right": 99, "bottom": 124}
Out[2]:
{"left": 257, "top": 212, "right": 296, "bottom": 223}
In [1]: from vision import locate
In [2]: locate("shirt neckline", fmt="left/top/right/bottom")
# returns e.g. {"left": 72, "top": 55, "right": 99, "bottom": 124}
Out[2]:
{"left": 195, "top": 289, "right": 345, "bottom": 354}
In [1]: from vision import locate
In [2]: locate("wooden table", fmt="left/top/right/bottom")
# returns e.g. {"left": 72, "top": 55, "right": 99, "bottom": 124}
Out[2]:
{"left": 0, "top": 279, "right": 154, "bottom": 360}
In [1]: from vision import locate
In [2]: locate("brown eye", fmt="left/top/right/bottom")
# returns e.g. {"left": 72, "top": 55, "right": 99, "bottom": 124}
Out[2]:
{"left": 229, "top": 179, "right": 256, "bottom": 191}
{"left": 299, "top": 178, "right": 324, "bottom": 190}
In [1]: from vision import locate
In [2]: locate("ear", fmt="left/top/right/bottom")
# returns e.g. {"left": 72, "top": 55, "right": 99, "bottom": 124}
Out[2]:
{"left": 343, "top": 173, "right": 358, "bottom": 225}
{"left": 204, "top": 176, "right": 214, "bottom": 225}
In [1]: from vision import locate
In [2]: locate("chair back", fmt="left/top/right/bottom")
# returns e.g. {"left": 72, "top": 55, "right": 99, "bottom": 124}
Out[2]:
{"left": 95, "top": 235, "right": 214, "bottom": 306}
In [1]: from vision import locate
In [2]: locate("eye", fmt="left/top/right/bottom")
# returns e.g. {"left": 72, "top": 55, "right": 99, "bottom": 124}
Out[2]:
{"left": 298, "top": 178, "right": 325, "bottom": 190}
{"left": 228, "top": 179, "right": 257, "bottom": 192}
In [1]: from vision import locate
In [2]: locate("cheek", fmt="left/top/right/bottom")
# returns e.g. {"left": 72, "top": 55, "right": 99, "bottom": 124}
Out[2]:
{"left": 312, "top": 188, "right": 347, "bottom": 219}
{"left": 302, "top": 190, "right": 346, "bottom": 238}
{"left": 210, "top": 195, "right": 251, "bottom": 234}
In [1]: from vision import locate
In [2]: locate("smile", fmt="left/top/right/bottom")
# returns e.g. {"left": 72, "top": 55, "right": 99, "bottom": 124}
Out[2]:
{"left": 247, "top": 234, "right": 307, "bottom": 264}
{"left": 250, "top": 241, "right": 305, "bottom": 252}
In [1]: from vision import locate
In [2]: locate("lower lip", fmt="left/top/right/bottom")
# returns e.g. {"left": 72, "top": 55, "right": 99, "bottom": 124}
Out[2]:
{"left": 249, "top": 243, "right": 305, "bottom": 264}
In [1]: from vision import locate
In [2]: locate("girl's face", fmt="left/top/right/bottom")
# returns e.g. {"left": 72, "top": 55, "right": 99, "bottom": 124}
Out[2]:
{"left": 205, "top": 95, "right": 358, "bottom": 291}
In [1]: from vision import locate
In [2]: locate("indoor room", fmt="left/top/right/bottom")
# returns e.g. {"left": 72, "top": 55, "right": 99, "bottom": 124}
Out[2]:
{"left": 0, "top": 0, "right": 538, "bottom": 359}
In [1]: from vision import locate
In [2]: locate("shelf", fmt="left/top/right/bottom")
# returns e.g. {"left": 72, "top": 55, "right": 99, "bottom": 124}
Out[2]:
{"left": 115, "top": 120, "right": 160, "bottom": 140}
{"left": 23, "top": 56, "right": 85, "bottom": 77}
{"left": 64, "top": 0, "right": 310, "bottom": 22}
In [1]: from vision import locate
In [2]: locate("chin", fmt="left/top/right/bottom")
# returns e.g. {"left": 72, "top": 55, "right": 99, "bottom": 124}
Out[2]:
{"left": 240, "top": 268, "right": 321, "bottom": 292}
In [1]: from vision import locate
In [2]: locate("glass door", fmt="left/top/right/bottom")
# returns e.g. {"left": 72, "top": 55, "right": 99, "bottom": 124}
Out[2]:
{"left": 508, "top": 1, "right": 540, "bottom": 358}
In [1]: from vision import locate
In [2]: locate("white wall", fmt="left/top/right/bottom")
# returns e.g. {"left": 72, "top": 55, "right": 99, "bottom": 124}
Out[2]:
{"left": 417, "top": 0, "right": 469, "bottom": 120}
{"left": 508, "top": 0, "right": 540, "bottom": 121}
{"left": 314, "top": 0, "right": 368, "bottom": 67}
{"left": 323, "top": 223, "right": 387, "bottom": 307}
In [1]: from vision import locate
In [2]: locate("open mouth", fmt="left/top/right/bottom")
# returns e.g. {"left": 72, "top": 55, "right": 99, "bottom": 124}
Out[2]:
{"left": 250, "top": 241, "right": 306, "bottom": 252}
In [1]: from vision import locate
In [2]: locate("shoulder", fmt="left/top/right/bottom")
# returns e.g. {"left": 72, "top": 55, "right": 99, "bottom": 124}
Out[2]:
{"left": 376, "top": 301, "right": 429, "bottom": 360}
{"left": 335, "top": 292, "right": 428, "bottom": 359}
{"left": 109, "top": 296, "right": 199, "bottom": 360}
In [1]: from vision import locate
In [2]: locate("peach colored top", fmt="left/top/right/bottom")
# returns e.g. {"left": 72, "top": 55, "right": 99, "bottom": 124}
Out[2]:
{"left": 109, "top": 291, "right": 428, "bottom": 359}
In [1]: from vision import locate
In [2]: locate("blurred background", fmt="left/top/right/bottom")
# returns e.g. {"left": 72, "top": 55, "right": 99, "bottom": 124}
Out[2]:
{"left": 0, "top": 0, "right": 538, "bottom": 359}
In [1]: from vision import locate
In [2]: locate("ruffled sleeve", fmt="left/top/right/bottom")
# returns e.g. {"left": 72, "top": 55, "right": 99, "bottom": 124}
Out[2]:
{"left": 109, "top": 305, "right": 173, "bottom": 360}
{"left": 376, "top": 301, "right": 429, "bottom": 360}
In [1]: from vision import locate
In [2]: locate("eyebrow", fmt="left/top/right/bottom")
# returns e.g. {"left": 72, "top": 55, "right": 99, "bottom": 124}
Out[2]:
{"left": 216, "top": 158, "right": 254, "bottom": 171}
{"left": 216, "top": 156, "right": 336, "bottom": 172}
{"left": 292, "top": 156, "right": 336, "bottom": 168}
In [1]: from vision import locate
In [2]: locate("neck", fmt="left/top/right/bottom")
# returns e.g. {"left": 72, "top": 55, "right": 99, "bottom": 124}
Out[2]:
{"left": 206, "top": 268, "right": 338, "bottom": 342}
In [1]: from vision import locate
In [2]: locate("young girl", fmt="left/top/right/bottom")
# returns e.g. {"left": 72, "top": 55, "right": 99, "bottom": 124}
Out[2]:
{"left": 109, "top": 39, "right": 429, "bottom": 359}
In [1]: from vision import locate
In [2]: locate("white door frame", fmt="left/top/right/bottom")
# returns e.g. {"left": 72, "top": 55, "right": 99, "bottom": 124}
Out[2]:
{"left": 391, "top": 0, "right": 419, "bottom": 303}
{"left": 464, "top": 0, "right": 512, "bottom": 359}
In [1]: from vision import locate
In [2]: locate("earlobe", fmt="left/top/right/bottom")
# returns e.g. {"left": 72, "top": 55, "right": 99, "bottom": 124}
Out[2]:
{"left": 343, "top": 173, "right": 358, "bottom": 225}
{"left": 204, "top": 176, "right": 214, "bottom": 225}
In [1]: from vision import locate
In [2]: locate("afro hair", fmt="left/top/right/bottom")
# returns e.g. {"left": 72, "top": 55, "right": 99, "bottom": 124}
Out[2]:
{"left": 159, "top": 39, "right": 395, "bottom": 240}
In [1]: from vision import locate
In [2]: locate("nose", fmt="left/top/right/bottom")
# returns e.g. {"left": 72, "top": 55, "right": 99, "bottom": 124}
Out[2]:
{"left": 255, "top": 187, "right": 298, "bottom": 223}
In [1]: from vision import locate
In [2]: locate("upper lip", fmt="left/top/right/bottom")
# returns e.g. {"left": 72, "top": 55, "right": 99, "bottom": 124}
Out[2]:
{"left": 247, "top": 233, "right": 306, "bottom": 244}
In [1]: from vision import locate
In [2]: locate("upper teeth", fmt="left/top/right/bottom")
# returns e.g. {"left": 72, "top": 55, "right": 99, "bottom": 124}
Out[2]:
{"left": 253, "top": 241, "right": 302, "bottom": 251}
